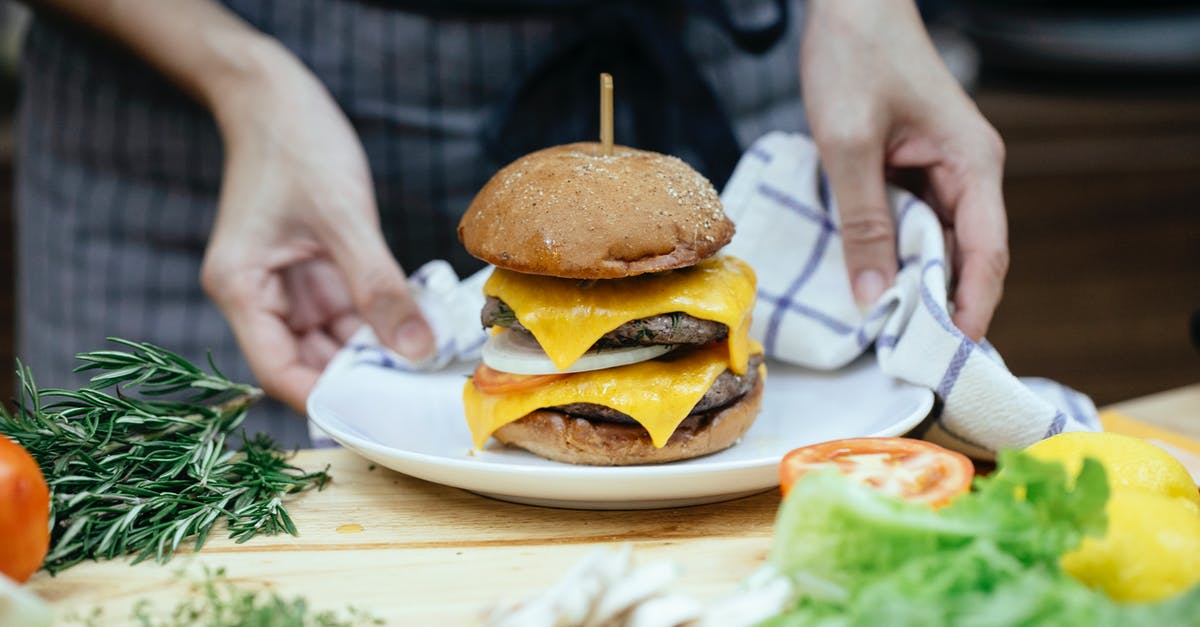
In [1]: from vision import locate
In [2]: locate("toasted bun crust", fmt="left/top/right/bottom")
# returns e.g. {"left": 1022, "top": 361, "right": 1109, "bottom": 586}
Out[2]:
{"left": 492, "top": 375, "right": 763, "bottom": 465}
{"left": 458, "top": 142, "right": 734, "bottom": 279}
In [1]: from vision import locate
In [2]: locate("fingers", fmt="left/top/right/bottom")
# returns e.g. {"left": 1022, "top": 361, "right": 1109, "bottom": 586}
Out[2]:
{"left": 205, "top": 273, "right": 320, "bottom": 413}
{"left": 297, "top": 328, "right": 342, "bottom": 367}
{"left": 819, "top": 133, "right": 898, "bottom": 308}
{"left": 928, "top": 122, "right": 1007, "bottom": 342}
{"left": 323, "top": 220, "right": 435, "bottom": 361}
{"left": 279, "top": 259, "right": 370, "bottom": 346}
{"left": 282, "top": 260, "right": 349, "bottom": 332}
{"left": 949, "top": 176, "right": 1009, "bottom": 342}
{"left": 329, "top": 311, "right": 364, "bottom": 344}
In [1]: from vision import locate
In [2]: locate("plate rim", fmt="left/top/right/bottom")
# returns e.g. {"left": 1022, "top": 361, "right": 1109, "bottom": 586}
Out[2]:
{"left": 305, "top": 361, "right": 934, "bottom": 482}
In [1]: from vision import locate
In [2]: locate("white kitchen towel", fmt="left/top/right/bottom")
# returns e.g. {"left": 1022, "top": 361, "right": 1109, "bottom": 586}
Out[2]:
{"left": 719, "top": 132, "right": 1098, "bottom": 457}
{"left": 313, "top": 132, "right": 1100, "bottom": 458}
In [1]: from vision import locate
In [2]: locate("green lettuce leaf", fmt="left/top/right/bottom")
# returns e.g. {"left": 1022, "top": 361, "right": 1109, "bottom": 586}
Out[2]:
{"left": 763, "top": 449, "right": 1200, "bottom": 627}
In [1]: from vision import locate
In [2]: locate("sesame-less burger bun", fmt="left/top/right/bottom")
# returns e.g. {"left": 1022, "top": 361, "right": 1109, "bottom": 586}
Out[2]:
{"left": 457, "top": 142, "right": 734, "bottom": 279}
{"left": 492, "top": 374, "right": 762, "bottom": 466}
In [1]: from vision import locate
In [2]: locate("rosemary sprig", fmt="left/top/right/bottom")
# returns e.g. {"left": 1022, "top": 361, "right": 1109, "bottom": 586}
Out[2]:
{"left": 0, "top": 339, "right": 330, "bottom": 574}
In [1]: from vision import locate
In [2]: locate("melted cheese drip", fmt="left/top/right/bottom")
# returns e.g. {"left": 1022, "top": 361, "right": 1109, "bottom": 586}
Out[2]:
{"left": 484, "top": 255, "right": 757, "bottom": 375}
{"left": 464, "top": 341, "right": 763, "bottom": 449}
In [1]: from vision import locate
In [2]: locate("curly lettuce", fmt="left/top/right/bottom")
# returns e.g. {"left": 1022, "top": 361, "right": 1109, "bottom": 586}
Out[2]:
{"left": 762, "top": 450, "right": 1200, "bottom": 627}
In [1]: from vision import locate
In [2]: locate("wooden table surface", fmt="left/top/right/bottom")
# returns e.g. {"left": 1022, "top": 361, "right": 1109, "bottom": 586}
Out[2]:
{"left": 27, "top": 384, "right": 1200, "bottom": 625}
{"left": 1106, "top": 383, "right": 1200, "bottom": 441}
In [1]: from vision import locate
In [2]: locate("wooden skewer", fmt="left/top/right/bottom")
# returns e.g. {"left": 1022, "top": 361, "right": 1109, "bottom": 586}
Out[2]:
{"left": 599, "top": 72, "right": 613, "bottom": 156}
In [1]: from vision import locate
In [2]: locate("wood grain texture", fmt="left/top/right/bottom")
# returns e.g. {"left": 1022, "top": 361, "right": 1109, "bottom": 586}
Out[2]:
{"left": 23, "top": 387, "right": 1200, "bottom": 624}
{"left": 26, "top": 448, "right": 779, "bottom": 624}
{"left": 31, "top": 540, "right": 774, "bottom": 625}
{"left": 1107, "top": 384, "right": 1200, "bottom": 441}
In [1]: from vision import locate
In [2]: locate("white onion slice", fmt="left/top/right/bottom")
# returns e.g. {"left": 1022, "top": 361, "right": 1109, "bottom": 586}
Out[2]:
{"left": 482, "top": 330, "right": 674, "bottom": 375}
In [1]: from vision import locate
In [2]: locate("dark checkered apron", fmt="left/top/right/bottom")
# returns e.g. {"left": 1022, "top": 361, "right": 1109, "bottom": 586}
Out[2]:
{"left": 16, "top": 0, "right": 805, "bottom": 447}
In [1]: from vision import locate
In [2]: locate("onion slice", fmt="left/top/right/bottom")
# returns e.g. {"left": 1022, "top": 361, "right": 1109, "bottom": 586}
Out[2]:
{"left": 482, "top": 330, "right": 674, "bottom": 375}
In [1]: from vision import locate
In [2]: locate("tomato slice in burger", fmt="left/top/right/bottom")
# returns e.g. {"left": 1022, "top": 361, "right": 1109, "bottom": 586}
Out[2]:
{"left": 780, "top": 437, "right": 973, "bottom": 507}
{"left": 472, "top": 363, "right": 567, "bottom": 395}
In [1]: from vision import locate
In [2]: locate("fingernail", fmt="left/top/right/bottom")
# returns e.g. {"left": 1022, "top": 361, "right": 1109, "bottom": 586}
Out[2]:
{"left": 395, "top": 319, "right": 434, "bottom": 360}
{"left": 854, "top": 270, "right": 886, "bottom": 307}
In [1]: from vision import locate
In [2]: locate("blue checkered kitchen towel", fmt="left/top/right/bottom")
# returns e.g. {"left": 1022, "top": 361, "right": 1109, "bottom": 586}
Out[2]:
{"left": 319, "top": 132, "right": 1101, "bottom": 458}
{"left": 722, "top": 132, "right": 1099, "bottom": 458}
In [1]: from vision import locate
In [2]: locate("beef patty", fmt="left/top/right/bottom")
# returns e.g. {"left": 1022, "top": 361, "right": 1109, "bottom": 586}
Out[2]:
{"left": 482, "top": 296, "right": 728, "bottom": 347}
{"left": 549, "top": 353, "right": 765, "bottom": 425}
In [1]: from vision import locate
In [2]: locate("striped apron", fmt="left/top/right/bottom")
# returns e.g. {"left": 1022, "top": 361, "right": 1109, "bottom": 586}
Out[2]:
{"left": 16, "top": 0, "right": 806, "bottom": 447}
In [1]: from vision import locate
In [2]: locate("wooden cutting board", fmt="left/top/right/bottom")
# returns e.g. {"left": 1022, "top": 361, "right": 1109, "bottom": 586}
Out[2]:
{"left": 27, "top": 448, "right": 781, "bottom": 625}
{"left": 27, "top": 385, "right": 1200, "bottom": 623}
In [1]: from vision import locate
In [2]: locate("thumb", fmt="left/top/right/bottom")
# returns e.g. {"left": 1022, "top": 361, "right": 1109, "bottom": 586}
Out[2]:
{"left": 822, "top": 139, "right": 898, "bottom": 307}
{"left": 325, "top": 225, "right": 435, "bottom": 361}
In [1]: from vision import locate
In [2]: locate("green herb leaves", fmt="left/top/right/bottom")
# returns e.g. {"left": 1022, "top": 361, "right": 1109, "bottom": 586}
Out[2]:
{"left": 0, "top": 340, "right": 329, "bottom": 574}
{"left": 70, "top": 567, "right": 380, "bottom": 627}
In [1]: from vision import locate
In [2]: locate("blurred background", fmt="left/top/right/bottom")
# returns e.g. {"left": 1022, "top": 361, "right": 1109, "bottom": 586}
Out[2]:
{"left": 0, "top": 1, "right": 1196, "bottom": 408}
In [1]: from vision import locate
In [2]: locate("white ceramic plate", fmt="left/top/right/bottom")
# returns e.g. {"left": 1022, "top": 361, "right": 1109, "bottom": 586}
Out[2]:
{"left": 306, "top": 355, "right": 933, "bottom": 510}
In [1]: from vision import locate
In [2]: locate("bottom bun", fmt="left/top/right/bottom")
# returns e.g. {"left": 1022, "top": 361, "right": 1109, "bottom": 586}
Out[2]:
{"left": 493, "top": 375, "right": 763, "bottom": 466}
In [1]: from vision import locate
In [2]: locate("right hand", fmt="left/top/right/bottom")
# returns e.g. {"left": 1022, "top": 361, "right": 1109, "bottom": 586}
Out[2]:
{"left": 801, "top": 0, "right": 1009, "bottom": 341}
{"left": 200, "top": 39, "right": 434, "bottom": 413}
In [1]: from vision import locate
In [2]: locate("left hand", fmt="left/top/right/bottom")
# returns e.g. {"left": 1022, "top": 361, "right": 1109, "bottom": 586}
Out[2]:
{"left": 201, "top": 38, "right": 434, "bottom": 412}
{"left": 801, "top": 0, "right": 1009, "bottom": 342}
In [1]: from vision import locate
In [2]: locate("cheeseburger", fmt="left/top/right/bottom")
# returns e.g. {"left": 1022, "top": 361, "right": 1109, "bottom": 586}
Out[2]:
{"left": 457, "top": 142, "right": 764, "bottom": 465}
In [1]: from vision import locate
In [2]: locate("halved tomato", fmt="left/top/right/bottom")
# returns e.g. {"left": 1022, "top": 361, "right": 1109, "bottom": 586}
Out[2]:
{"left": 472, "top": 363, "right": 567, "bottom": 395}
{"left": 780, "top": 437, "right": 974, "bottom": 507}
{"left": 0, "top": 436, "right": 50, "bottom": 582}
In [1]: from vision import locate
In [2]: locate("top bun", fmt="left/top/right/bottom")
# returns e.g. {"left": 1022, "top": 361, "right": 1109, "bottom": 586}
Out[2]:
{"left": 458, "top": 142, "right": 734, "bottom": 279}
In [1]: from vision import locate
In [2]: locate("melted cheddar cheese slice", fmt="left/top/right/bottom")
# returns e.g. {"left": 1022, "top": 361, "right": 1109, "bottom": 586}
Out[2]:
{"left": 464, "top": 341, "right": 763, "bottom": 449}
{"left": 484, "top": 255, "right": 757, "bottom": 375}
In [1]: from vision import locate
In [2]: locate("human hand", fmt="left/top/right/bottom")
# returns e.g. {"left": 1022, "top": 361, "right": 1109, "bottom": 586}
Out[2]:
{"left": 201, "top": 39, "right": 434, "bottom": 412}
{"left": 801, "top": 0, "right": 1009, "bottom": 341}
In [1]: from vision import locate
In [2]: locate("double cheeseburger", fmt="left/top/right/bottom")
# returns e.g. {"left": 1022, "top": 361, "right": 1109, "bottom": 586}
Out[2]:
{"left": 457, "top": 142, "right": 764, "bottom": 465}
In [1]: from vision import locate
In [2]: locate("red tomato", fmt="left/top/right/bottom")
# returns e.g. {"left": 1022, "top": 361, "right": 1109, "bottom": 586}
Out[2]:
{"left": 780, "top": 437, "right": 973, "bottom": 507}
{"left": 0, "top": 436, "right": 50, "bottom": 582}
{"left": 472, "top": 364, "right": 567, "bottom": 395}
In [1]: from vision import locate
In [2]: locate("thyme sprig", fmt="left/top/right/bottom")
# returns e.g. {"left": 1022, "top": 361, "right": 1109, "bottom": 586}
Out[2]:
{"left": 0, "top": 339, "right": 330, "bottom": 574}
{"left": 70, "top": 566, "right": 381, "bottom": 627}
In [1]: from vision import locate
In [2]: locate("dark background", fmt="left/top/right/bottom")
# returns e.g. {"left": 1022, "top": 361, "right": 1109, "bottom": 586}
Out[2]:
{"left": 0, "top": 3, "right": 1196, "bottom": 410}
